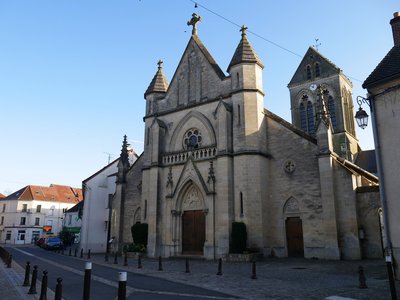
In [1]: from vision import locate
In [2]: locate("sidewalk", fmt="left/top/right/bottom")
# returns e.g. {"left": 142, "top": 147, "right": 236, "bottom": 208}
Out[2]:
{"left": 88, "top": 253, "right": 399, "bottom": 300}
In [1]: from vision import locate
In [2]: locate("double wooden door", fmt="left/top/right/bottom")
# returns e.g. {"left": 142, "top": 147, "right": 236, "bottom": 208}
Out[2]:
{"left": 182, "top": 210, "right": 205, "bottom": 255}
{"left": 286, "top": 217, "right": 304, "bottom": 257}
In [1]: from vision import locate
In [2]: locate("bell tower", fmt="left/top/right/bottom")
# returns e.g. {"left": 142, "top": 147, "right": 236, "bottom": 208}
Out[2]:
{"left": 288, "top": 47, "right": 359, "bottom": 160}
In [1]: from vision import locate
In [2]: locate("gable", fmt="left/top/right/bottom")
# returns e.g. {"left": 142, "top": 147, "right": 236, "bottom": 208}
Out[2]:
{"left": 288, "top": 47, "right": 341, "bottom": 87}
{"left": 157, "top": 36, "right": 228, "bottom": 110}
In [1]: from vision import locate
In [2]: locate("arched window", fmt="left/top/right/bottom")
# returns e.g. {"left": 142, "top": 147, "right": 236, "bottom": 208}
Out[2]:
{"left": 328, "top": 96, "right": 337, "bottom": 129}
{"left": 315, "top": 62, "right": 320, "bottom": 77}
{"left": 183, "top": 128, "right": 202, "bottom": 150}
{"left": 299, "top": 103, "right": 307, "bottom": 131}
{"left": 306, "top": 65, "right": 312, "bottom": 80}
{"left": 307, "top": 101, "right": 315, "bottom": 134}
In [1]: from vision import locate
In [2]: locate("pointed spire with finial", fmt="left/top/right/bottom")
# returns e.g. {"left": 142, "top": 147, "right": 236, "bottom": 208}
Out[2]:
{"left": 187, "top": 13, "right": 202, "bottom": 35}
{"left": 144, "top": 60, "right": 169, "bottom": 97}
{"left": 117, "top": 135, "right": 130, "bottom": 183}
{"left": 227, "top": 25, "right": 263, "bottom": 72}
{"left": 120, "top": 135, "right": 130, "bottom": 167}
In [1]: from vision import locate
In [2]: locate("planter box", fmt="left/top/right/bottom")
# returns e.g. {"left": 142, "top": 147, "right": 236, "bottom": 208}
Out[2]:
{"left": 225, "top": 253, "right": 263, "bottom": 262}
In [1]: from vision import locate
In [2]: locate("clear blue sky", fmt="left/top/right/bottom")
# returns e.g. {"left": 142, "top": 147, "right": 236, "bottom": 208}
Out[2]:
{"left": 0, "top": 1, "right": 398, "bottom": 195}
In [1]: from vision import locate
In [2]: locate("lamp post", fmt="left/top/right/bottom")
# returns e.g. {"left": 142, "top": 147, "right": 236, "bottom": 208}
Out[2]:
{"left": 355, "top": 95, "right": 397, "bottom": 300}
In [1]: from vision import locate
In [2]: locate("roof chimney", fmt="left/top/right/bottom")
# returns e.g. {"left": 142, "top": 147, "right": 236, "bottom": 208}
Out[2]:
{"left": 390, "top": 12, "right": 400, "bottom": 46}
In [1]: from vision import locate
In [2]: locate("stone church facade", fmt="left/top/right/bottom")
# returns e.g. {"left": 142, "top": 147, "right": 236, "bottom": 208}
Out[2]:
{"left": 111, "top": 15, "right": 382, "bottom": 261}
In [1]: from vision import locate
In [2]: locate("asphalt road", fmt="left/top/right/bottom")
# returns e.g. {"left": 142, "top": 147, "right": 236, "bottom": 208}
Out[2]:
{"left": 6, "top": 246, "right": 236, "bottom": 300}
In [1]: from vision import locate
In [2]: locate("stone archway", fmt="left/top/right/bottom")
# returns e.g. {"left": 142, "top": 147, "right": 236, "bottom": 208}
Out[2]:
{"left": 283, "top": 197, "right": 304, "bottom": 257}
{"left": 180, "top": 184, "right": 206, "bottom": 255}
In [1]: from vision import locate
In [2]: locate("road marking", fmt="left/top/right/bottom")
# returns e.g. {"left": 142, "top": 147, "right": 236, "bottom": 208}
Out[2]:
{"left": 12, "top": 248, "right": 237, "bottom": 299}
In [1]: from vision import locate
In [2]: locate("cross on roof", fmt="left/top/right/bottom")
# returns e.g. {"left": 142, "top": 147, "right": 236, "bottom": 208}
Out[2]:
{"left": 240, "top": 25, "right": 248, "bottom": 36}
{"left": 157, "top": 59, "right": 163, "bottom": 70}
{"left": 187, "top": 13, "right": 202, "bottom": 35}
{"left": 313, "top": 38, "right": 321, "bottom": 51}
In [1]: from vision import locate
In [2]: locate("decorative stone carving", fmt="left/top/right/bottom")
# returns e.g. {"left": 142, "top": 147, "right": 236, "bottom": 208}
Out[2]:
{"left": 284, "top": 197, "right": 300, "bottom": 213}
{"left": 284, "top": 160, "right": 296, "bottom": 173}
{"left": 182, "top": 186, "right": 203, "bottom": 210}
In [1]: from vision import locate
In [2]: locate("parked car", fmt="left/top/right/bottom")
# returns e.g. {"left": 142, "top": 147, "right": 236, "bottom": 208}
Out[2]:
{"left": 36, "top": 237, "right": 46, "bottom": 247}
{"left": 43, "top": 237, "right": 64, "bottom": 250}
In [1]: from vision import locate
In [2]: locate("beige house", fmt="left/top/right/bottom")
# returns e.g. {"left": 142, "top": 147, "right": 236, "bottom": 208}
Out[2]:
{"left": 362, "top": 12, "right": 400, "bottom": 277}
{"left": 111, "top": 15, "right": 382, "bottom": 260}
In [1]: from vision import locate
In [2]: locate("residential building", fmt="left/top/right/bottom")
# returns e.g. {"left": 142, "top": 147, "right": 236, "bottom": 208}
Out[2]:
{"left": 362, "top": 12, "right": 400, "bottom": 277}
{"left": 63, "top": 200, "right": 84, "bottom": 244}
{"left": 80, "top": 145, "right": 138, "bottom": 253}
{"left": 0, "top": 184, "right": 82, "bottom": 244}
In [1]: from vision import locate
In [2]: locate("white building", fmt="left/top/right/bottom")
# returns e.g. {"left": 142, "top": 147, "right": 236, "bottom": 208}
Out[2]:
{"left": 0, "top": 184, "right": 82, "bottom": 244}
{"left": 63, "top": 200, "right": 84, "bottom": 244}
{"left": 80, "top": 140, "right": 138, "bottom": 253}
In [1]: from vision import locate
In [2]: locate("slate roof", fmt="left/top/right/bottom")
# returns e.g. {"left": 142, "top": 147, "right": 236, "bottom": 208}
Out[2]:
{"left": 66, "top": 200, "right": 84, "bottom": 213}
{"left": 2, "top": 184, "right": 83, "bottom": 204}
{"left": 145, "top": 64, "right": 169, "bottom": 96}
{"left": 354, "top": 150, "right": 377, "bottom": 175}
{"left": 227, "top": 31, "right": 263, "bottom": 72}
{"left": 363, "top": 45, "right": 400, "bottom": 88}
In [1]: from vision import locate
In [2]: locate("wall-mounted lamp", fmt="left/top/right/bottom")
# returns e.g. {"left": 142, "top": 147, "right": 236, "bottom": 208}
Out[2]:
{"left": 354, "top": 96, "right": 371, "bottom": 129}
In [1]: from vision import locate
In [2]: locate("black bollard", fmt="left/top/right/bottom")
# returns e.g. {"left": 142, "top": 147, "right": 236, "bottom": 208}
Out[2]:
{"left": 83, "top": 262, "right": 92, "bottom": 300}
{"left": 185, "top": 258, "right": 190, "bottom": 273}
{"left": 28, "top": 265, "right": 38, "bottom": 294}
{"left": 216, "top": 258, "right": 222, "bottom": 275}
{"left": 80, "top": 248, "right": 84, "bottom": 258}
{"left": 69, "top": 248, "right": 72, "bottom": 256}
{"left": 114, "top": 252, "right": 118, "bottom": 264}
{"left": 74, "top": 248, "right": 77, "bottom": 257}
{"left": 23, "top": 261, "right": 30, "bottom": 286}
{"left": 124, "top": 252, "right": 128, "bottom": 266}
{"left": 251, "top": 261, "right": 257, "bottom": 279}
{"left": 118, "top": 272, "right": 127, "bottom": 300}
{"left": 138, "top": 255, "right": 142, "bottom": 269}
{"left": 54, "top": 278, "right": 62, "bottom": 300}
{"left": 39, "top": 270, "right": 48, "bottom": 300}
{"left": 158, "top": 256, "right": 163, "bottom": 271}
{"left": 87, "top": 249, "right": 91, "bottom": 259}
{"left": 358, "top": 265, "right": 367, "bottom": 289}
{"left": 7, "top": 254, "right": 12, "bottom": 268}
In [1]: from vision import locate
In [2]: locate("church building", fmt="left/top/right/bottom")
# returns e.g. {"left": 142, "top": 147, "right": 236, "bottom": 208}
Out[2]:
{"left": 111, "top": 14, "right": 382, "bottom": 261}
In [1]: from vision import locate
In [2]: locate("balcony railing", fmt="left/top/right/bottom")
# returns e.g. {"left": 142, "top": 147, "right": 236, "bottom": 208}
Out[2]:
{"left": 162, "top": 146, "right": 217, "bottom": 166}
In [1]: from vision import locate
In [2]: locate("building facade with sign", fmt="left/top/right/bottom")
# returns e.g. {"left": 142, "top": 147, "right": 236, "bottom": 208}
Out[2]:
{"left": 0, "top": 184, "right": 82, "bottom": 244}
{"left": 111, "top": 15, "right": 382, "bottom": 260}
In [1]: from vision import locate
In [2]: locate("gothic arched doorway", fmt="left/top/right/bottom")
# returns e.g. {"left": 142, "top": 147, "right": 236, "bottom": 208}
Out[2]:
{"left": 180, "top": 184, "right": 206, "bottom": 255}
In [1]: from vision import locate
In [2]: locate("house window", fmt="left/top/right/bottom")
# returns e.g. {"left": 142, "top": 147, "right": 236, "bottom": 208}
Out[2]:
{"left": 17, "top": 230, "right": 25, "bottom": 241}
{"left": 22, "top": 204, "right": 27, "bottom": 212}
{"left": 49, "top": 206, "right": 55, "bottom": 216}
{"left": 36, "top": 205, "right": 41, "bottom": 213}
{"left": 328, "top": 96, "right": 337, "bottom": 129}
{"left": 68, "top": 215, "right": 72, "bottom": 225}
{"left": 315, "top": 62, "right": 320, "bottom": 77}
{"left": 237, "top": 104, "right": 241, "bottom": 126}
{"left": 2, "top": 204, "right": 5, "bottom": 213}
{"left": 20, "top": 217, "right": 26, "bottom": 225}
{"left": 6, "top": 231, "right": 11, "bottom": 240}
{"left": 46, "top": 220, "right": 53, "bottom": 226}
{"left": 0, "top": 216, "right": 4, "bottom": 225}
{"left": 306, "top": 65, "right": 312, "bottom": 79}
{"left": 35, "top": 218, "right": 40, "bottom": 226}
{"left": 240, "top": 192, "right": 244, "bottom": 217}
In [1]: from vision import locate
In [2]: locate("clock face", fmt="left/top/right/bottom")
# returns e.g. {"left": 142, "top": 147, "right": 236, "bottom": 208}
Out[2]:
{"left": 310, "top": 84, "right": 317, "bottom": 91}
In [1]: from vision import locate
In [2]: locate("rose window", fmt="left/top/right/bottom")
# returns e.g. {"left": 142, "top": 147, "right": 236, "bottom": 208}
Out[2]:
{"left": 183, "top": 128, "right": 202, "bottom": 150}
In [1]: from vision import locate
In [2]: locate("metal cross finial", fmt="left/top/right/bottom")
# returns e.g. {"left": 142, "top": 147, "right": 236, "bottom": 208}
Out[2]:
{"left": 157, "top": 59, "right": 163, "bottom": 70}
{"left": 240, "top": 25, "right": 248, "bottom": 36}
{"left": 313, "top": 38, "right": 321, "bottom": 51}
{"left": 187, "top": 13, "right": 202, "bottom": 35}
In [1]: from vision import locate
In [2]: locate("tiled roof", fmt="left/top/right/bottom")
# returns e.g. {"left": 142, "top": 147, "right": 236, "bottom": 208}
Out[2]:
{"left": 227, "top": 31, "right": 263, "bottom": 72}
{"left": 2, "top": 184, "right": 83, "bottom": 204}
{"left": 144, "top": 64, "right": 169, "bottom": 96}
{"left": 0, "top": 193, "right": 5, "bottom": 198}
{"left": 363, "top": 45, "right": 400, "bottom": 88}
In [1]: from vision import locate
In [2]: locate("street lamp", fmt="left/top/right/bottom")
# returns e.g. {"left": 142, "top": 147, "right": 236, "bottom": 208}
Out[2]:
{"left": 354, "top": 96, "right": 370, "bottom": 129}
{"left": 354, "top": 95, "right": 398, "bottom": 299}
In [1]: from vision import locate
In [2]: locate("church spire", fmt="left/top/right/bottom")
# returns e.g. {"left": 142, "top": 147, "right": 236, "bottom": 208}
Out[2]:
{"left": 144, "top": 60, "right": 169, "bottom": 97}
{"left": 117, "top": 135, "right": 130, "bottom": 183}
{"left": 227, "top": 25, "right": 263, "bottom": 72}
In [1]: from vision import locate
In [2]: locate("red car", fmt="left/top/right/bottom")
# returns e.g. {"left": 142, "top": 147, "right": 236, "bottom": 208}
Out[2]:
{"left": 36, "top": 237, "right": 45, "bottom": 247}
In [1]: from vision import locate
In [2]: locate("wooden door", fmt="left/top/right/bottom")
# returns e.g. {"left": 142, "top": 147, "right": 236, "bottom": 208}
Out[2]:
{"left": 182, "top": 210, "right": 205, "bottom": 255}
{"left": 286, "top": 217, "right": 304, "bottom": 257}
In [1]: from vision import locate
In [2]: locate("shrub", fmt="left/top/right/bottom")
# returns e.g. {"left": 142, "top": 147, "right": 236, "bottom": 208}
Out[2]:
{"left": 231, "top": 222, "right": 247, "bottom": 253}
{"left": 131, "top": 222, "right": 148, "bottom": 246}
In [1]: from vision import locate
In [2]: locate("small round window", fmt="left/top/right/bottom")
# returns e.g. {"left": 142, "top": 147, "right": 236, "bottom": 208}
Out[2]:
{"left": 183, "top": 128, "right": 202, "bottom": 150}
